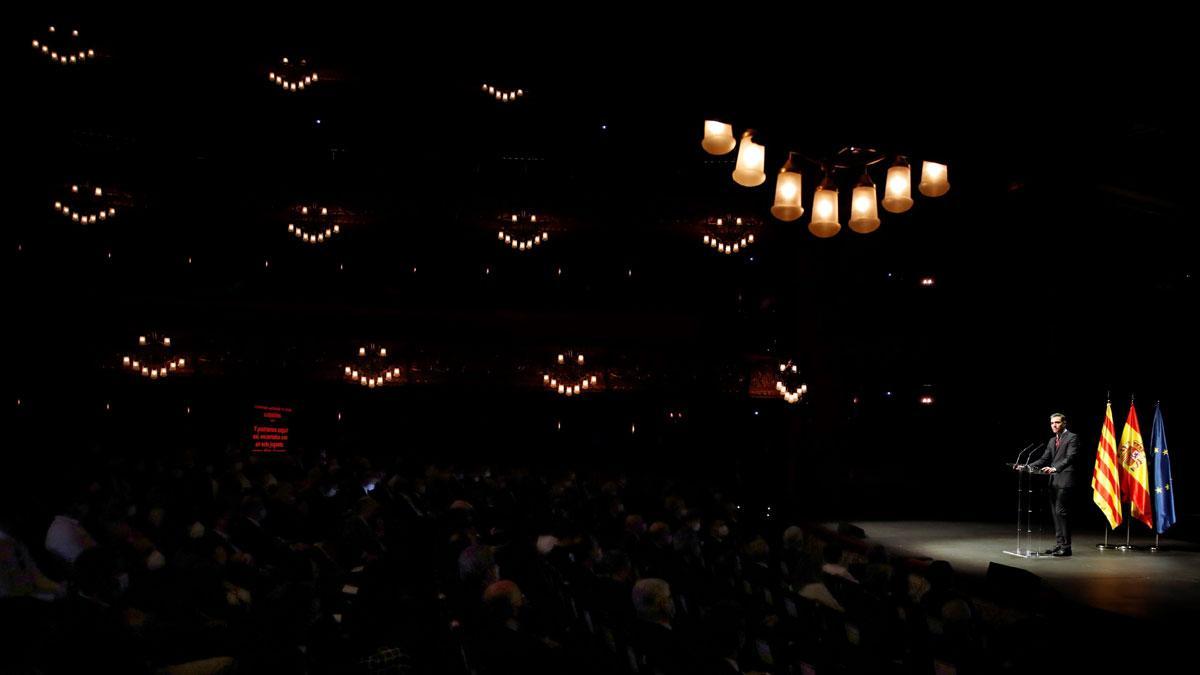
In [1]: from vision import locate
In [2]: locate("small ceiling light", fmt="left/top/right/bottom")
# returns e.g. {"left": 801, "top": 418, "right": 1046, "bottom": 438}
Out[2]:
{"left": 919, "top": 160, "right": 950, "bottom": 197}
{"left": 732, "top": 132, "right": 766, "bottom": 187}
{"left": 882, "top": 156, "right": 914, "bottom": 213}
{"left": 770, "top": 154, "right": 805, "bottom": 222}
{"left": 809, "top": 172, "right": 841, "bottom": 238}
{"left": 701, "top": 120, "right": 736, "bottom": 155}
{"left": 848, "top": 171, "right": 881, "bottom": 234}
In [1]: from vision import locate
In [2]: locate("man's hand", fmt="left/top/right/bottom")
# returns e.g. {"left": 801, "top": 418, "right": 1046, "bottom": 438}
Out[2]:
{"left": 1041, "top": 467, "right": 1056, "bottom": 473}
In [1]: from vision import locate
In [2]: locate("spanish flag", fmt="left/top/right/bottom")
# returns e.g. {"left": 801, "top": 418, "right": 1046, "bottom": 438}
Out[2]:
{"left": 1117, "top": 403, "right": 1153, "bottom": 529}
{"left": 1091, "top": 402, "right": 1122, "bottom": 529}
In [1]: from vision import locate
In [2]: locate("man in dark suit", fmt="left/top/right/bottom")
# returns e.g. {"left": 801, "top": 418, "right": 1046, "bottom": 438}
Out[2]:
{"left": 1024, "top": 413, "right": 1079, "bottom": 556}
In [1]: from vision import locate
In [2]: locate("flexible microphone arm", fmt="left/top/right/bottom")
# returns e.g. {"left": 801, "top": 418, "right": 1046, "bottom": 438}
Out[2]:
{"left": 1013, "top": 442, "right": 1039, "bottom": 470}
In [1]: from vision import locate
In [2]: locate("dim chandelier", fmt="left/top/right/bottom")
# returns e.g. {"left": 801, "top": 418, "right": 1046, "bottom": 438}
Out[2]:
{"left": 344, "top": 344, "right": 403, "bottom": 389}
{"left": 702, "top": 121, "right": 950, "bottom": 238}
{"left": 268, "top": 57, "right": 319, "bottom": 92}
{"left": 121, "top": 334, "right": 187, "bottom": 380}
{"left": 699, "top": 215, "right": 758, "bottom": 255}
{"left": 53, "top": 184, "right": 118, "bottom": 225}
{"left": 543, "top": 352, "right": 600, "bottom": 397}
{"left": 286, "top": 204, "right": 343, "bottom": 244}
{"left": 32, "top": 25, "right": 96, "bottom": 65}
{"left": 776, "top": 360, "right": 808, "bottom": 404}
{"left": 481, "top": 83, "right": 525, "bottom": 103}
{"left": 496, "top": 212, "right": 551, "bottom": 252}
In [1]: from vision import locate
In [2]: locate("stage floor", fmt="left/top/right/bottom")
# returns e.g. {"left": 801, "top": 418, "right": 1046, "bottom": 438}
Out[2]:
{"left": 840, "top": 521, "right": 1200, "bottom": 621}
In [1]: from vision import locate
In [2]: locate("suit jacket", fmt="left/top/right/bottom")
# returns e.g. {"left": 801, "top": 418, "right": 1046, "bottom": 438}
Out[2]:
{"left": 1028, "top": 430, "right": 1079, "bottom": 488}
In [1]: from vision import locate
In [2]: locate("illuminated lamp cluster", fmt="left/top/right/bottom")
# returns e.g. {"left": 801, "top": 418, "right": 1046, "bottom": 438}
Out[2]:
{"left": 701, "top": 120, "right": 951, "bottom": 238}
{"left": 32, "top": 26, "right": 96, "bottom": 65}
{"left": 497, "top": 213, "right": 549, "bottom": 252}
{"left": 268, "top": 57, "right": 319, "bottom": 92}
{"left": 700, "top": 216, "right": 758, "bottom": 255}
{"left": 542, "top": 352, "right": 599, "bottom": 397}
{"left": 286, "top": 204, "right": 343, "bottom": 244}
{"left": 775, "top": 361, "right": 808, "bottom": 404}
{"left": 344, "top": 345, "right": 403, "bottom": 388}
{"left": 482, "top": 83, "right": 524, "bottom": 102}
{"left": 121, "top": 334, "right": 187, "bottom": 380}
{"left": 53, "top": 184, "right": 117, "bottom": 224}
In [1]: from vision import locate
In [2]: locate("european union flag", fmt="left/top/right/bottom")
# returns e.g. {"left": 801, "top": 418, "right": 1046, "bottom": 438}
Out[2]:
{"left": 1152, "top": 403, "right": 1176, "bottom": 534}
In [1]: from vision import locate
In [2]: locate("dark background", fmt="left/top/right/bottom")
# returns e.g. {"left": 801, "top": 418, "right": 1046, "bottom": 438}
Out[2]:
{"left": 10, "top": 13, "right": 1195, "bottom": 532}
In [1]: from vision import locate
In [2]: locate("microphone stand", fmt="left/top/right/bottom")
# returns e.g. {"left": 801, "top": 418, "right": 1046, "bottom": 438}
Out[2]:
{"left": 1004, "top": 442, "right": 1040, "bottom": 558}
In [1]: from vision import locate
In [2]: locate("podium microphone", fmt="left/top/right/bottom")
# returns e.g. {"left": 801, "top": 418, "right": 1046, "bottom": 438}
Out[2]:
{"left": 1012, "top": 442, "right": 1039, "bottom": 470}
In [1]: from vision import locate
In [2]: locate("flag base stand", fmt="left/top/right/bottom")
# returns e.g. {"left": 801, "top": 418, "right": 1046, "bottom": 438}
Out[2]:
{"left": 1096, "top": 517, "right": 1152, "bottom": 551}
{"left": 1096, "top": 529, "right": 1124, "bottom": 550}
{"left": 1109, "top": 544, "right": 1148, "bottom": 551}
{"left": 1002, "top": 550, "right": 1048, "bottom": 559}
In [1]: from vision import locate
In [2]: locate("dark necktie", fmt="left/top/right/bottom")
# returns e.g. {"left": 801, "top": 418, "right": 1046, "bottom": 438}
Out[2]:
{"left": 1055, "top": 435, "right": 1061, "bottom": 449}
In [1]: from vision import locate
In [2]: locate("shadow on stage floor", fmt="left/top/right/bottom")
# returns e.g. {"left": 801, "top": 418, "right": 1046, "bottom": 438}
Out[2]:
{"left": 835, "top": 520, "right": 1198, "bottom": 669}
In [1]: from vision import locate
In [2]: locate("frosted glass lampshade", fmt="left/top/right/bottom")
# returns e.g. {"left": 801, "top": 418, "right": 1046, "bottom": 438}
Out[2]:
{"left": 771, "top": 169, "right": 805, "bottom": 221}
{"left": 701, "top": 120, "right": 736, "bottom": 155}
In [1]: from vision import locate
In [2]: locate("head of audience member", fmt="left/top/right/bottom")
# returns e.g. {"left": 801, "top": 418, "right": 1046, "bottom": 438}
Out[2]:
{"left": 482, "top": 579, "right": 526, "bottom": 626}
{"left": 356, "top": 496, "right": 380, "bottom": 520}
{"left": 448, "top": 500, "right": 475, "bottom": 525}
{"left": 648, "top": 521, "right": 672, "bottom": 548}
{"left": 458, "top": 543, "right": 500, "bottom": 593}
{"left": 782, "top": 525, "right": 806, "bottom": 552}
{"left": 664, "top": 495, "right": 687, "bottom": 521}
{"left": 925, "top": 559, "right": 954, "bottom": 589}
{"left": 709, "top": 519, "right": 731, "bottom": 542}
{"left": 745, "top": 535, "right": 770, "bottom": 563}
{"left": 632, "top": 578, "right": 675, "bottom": 627}
{"left": 624, "top": 514, "right": 646, "bottom": 537}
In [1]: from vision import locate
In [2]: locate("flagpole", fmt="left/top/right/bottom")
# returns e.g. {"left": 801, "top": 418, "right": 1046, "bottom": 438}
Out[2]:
{"left": 1114, "top": 504, "right": 1136, "bottom": 551}
{"left": 1096, "top": 395, "right": 1123, "bottom": 551}
{"left": 1150, "top": 398, "right": 1160, "bottom": 553}
{"left": 1147, "top": 396, "right": 1176, "bottom": 550}
{"left": 1114, "top": 394, "right": 1142, "bottom": 551}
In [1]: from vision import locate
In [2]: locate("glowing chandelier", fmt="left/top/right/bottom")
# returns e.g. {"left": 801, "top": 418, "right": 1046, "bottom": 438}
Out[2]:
{"left": 268, "top": 57, "right": 319, "bottom": 92}
{"left": 344, "top": 344, "right": 404, "bottom": 388}
{"left": 775, "top": 360, "right": 808, "bottom": 404}
{"left": 53, "top": 183, "right": 118, "bottom": 224}
{"left": 542, "top": 352, "right": 600, "bottom": 397}
{"left": 121, "top": 334, "right": 188, "bottom": 380}
{"left": 32, "top": 26, "right": 95, "bottom": 65}
{"left": 482, "top": 83, "right": 525, "bottom": 103}
{"left": 699, "top": 215, "right": 758, "bottom": 255}
{"left": 496, "top": 212, "right": 552, "bottom": 252}
{"left": 701, "top": 121, "right": 950, "bottom": 238}
{"left": 286, "top": 204, "right": 344, "bottom": 244}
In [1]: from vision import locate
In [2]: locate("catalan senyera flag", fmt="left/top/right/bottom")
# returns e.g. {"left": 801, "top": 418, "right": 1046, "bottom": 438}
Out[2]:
{"left": 1151, "top": 403, "right": 1176, "bottom": 534}
{"left": 1091, "top": 402, "right": 1122, "bottom": 529}
{"left": 1117, "top": 403, "right": 1153, "bottom": 529}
